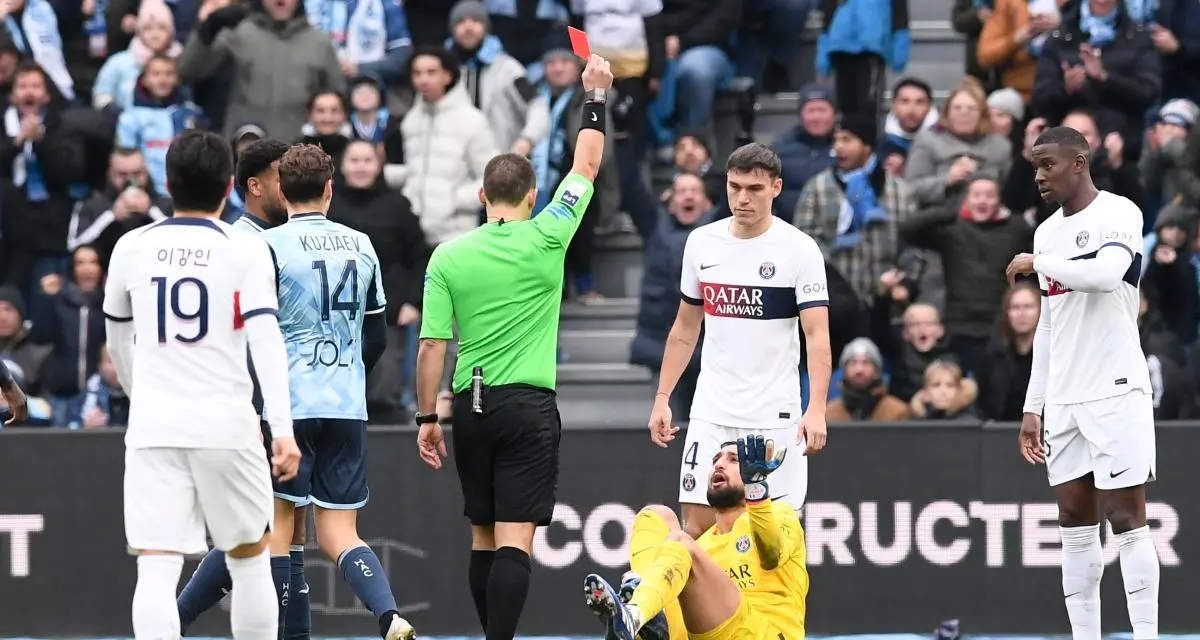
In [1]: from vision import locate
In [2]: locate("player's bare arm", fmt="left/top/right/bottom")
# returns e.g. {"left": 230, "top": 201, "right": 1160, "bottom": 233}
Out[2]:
{"left": 566, "top": 55, "right": 613, "bottom": 184}
{"left": 0, "top": 359, "right": 27, "bottom": 424}
{"left": 415, "top": 337, "right": 449, "bottom": 469}
{"left": 649, "top": 302, "right": 703, "bottom": 447}
{"left": 798, "top": 306, "right": 831, "bottom": 454}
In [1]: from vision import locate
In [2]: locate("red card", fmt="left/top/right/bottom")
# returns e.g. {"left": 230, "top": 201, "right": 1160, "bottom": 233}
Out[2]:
{"left": 567, "top": 26, "right": 591, "bottom": 58}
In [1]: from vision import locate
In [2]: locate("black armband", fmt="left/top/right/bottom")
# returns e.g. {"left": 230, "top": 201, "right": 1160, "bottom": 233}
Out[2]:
{"left": 580, "top": 102, "right": 606, "bottom": 134}
{"left": 0, "top": 358, "right": 10, "bottom": 384}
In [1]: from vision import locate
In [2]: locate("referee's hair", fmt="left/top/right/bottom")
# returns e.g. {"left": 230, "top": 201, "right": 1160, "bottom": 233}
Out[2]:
{"left": 277, "top": 144, "right": 335, "bottom": 203}
{"left": 725, "top": 142, "right": 783, "bottom": 180}
{"left": 236, "top": 138, "right": 290, "bottom": 195}
{"left": 483, "top": 153, "right": 537, "bottom": 206}
{"left": 165, "top": 130, "right": 234, "bottom": 212}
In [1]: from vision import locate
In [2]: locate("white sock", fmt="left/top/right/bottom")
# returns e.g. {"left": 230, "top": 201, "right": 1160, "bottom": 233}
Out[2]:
{"left": 132, "top": 554, "right": 185, "bottom": 640}
{"left": 226, "top": 549, "right": 278, "bottom": 640}
{"left": 1060, "top": 525, "right": 1104, "bottom": 640}
{"left": 1116, "top": 525, "right": 1160, "bottom": 639}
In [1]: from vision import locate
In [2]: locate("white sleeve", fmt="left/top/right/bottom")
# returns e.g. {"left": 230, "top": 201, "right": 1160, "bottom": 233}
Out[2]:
{"left": 102, "top": 238, "right": 135, "bottom": 393}
{"left": 795, "top": 234, "right": 830, "bottom": 310}
{"left": 679, "top": 232, "right": 701, "bottom": 305}
{"left": 240, "top": 238, "right": 280, "bottom": 320}
{"left": 102, "top": 237, "right": 134, "bottom": 322}
{"left": 1023, "top": 294, "right": 1052, "bottom": 414}
{"left": 241, "top": 239, "right": 291, "bottom": 438}
{"left": 1033, "top": 201, "right": 1141, "bottom": 293}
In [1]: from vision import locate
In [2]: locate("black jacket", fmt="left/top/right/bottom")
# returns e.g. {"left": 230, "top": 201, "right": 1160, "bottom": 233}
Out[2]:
{"left": 660, "top": 0, "right": 742, "bottom": 53}
{"left": 29, "top": 282, "right": 105, "bottom": 397}
{"left": 1032, "top": 0, "right": 1160, "bottom": 157}
{"left": 68, "top": 185, "right": 173, "bottom": 268}
{"left": 0, "top": 106, "right": 88, "bottom": 251}
{"left": 329, "top": 177, "right": 427, "bottom": 323}
{"left": 901, "top": 208, "right": 1035, "bottom": 339}
{"left": 975, "top": 339, "right": 1034, "bottom": 421}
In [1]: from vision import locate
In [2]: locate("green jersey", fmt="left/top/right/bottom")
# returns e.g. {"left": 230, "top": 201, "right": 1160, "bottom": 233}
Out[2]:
{"left": 420, "top": 173, "right": 595, "bottom": 393}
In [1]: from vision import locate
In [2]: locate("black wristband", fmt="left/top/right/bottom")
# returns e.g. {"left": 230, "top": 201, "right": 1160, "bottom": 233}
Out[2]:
{"left": 580, "top": 102, "right": 606, "bottom": 134}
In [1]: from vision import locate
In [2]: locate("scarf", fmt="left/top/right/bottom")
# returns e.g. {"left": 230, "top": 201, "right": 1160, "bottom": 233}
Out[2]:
{"left": 5, "top": 106, "right": 47, "bottom": 202}
{"left": 351, "top": 108, "right": 389, "bottom": 142}
{"left": 84, "top": 0, "right": 108, "bottom": 57}
{"left": 531, "top": 84, "right": 574, "bottom": 214}
{"left": 834, "top": 154, "right": 887, "bottom": 249}
{"left": 1079, "top": 0, "right": 1118, "bottom": 48}
{"left": 128, "top": 35, "right": 183, "bottom": 68}
{"left": 883, "top": 107, "right": 939, "bottom": 157}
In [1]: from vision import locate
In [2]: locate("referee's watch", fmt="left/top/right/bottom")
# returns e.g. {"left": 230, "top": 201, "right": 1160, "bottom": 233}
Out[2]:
{"left": 414, "top": 412, "right": 438, "bottom": 426}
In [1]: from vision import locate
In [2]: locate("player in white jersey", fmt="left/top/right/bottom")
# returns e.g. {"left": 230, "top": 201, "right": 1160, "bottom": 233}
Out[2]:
{"left": 648, "top": 142, "right": 832, "bottom": 538}
{"left": 103, "top": 131, "right": 302, "bottom": 640}
{"left": 1006, "top": 126, "right": 1159, "bottom": 640}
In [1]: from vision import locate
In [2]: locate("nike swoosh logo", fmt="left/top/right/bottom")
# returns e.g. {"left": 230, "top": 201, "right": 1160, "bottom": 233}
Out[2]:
{"left": 700, "top": 264, "right": 718, "bottom": 270}
{"left": 590, "top": 112, "right": 598, "bottom": 122}
{"left": 299, "top": 585, "right": 310, "bottom": 594}
{"left": 1110, "top": 468, "right": 1130, "bottom": 478}
{"left": 1064, "top": 591, "right": 1081, "bottom": 599}
{"left": 1127, "top": 586, "right": 1148, "bottom": 595}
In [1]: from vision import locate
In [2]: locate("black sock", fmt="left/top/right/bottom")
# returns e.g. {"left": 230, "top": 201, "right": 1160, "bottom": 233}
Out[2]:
{"left": 469, "top": 550, "right": 495, "bottom": 630}
{"left": 485, "top": 546, "right": 531, "bottom": 640}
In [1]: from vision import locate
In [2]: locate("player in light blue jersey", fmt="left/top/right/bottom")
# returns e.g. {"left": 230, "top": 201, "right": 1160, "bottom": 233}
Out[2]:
{"left": 176, "top": 138, "right": 318, "bottom": 640}
{"left": 261, "top": 144, "right": 413, "bottom": 640}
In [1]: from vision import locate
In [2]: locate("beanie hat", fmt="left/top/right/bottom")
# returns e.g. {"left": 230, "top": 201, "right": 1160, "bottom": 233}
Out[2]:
{"left": 542, "top": 47, "right": 579, "bottom": 66}
{"left": 1159, "top": 98, "right": 1199, "bottom": 129}
{"left": 675, "top": 127, "right": 712, "bottom": 155}
{"left": 839, "top": 337, "right": 883, "bottom": 371}
{"left": 986, "top": 88, "right": 1025, "bottom": 122}
{"left": 0, "top": 286, "right": 25, "bottom": 320}
{"left": 836, "top": 113, "right": 878, "bottom": 147}
{"left": 449, "top": 0, "right": 490, "bottom": 31}
{"left": 137, "top": 0, "right": 175, "bottom": 32}
{"left": 798, "top": 82, "right": 835, "bottom": 110}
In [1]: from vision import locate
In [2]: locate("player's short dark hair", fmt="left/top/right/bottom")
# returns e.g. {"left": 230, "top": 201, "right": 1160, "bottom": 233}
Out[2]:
{"left": 165, "top": 130, "right": 234, "bottom": 212}
{"left": 482, "top": 153, "right": 536, "bottom": 206}
{"left": 725, "top": 142, "right": 782, "bottom": 179}
{"left": 277, "top": 143, "right": 334, "bottom": 203}
{"left": 1034, "top": 126, "right": 1091, "bottom": 157}
{"left": 236, "top": 138, "right": 290, "bottom": 194}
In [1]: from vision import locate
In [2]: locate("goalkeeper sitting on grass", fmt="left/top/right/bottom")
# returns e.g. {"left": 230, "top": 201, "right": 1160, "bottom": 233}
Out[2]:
{"left": 584, "top": 436, "right": 810, "bottom": 640}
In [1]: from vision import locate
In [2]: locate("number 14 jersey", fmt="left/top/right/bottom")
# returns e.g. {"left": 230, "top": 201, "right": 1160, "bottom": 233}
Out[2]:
{"left": 103, "top": 217, "right": 280, "bottom": 450}
{"left": 263, "top": 213, "right": 386, "bottom": 421}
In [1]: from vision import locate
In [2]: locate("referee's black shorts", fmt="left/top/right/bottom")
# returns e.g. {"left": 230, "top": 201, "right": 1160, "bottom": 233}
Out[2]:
{"left": 451, "top": 383, "right": 561, "bottom": 526}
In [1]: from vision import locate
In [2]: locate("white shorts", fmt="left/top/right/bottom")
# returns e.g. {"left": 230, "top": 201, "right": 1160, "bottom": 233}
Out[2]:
{"left": 1044, "top": 390, "right": 1156, "bottom": 490}
{"left": 124, "top": 447, "right": 273, "bottom": 555}
{"left": 677, "top": 420, "right": 807, "bottom": 509}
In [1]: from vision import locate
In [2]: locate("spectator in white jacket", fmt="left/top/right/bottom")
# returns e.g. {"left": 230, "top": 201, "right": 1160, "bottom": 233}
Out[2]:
{"left": 400, "top": 48, "right": 497, "bottom": 245}
{"left": 447, "top": 0, "right": 548, "bottom": 156}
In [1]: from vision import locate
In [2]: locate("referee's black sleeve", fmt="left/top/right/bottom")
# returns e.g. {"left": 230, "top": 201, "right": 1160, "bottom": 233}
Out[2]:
{"left": 362, "top": 312, "right": 387, "bottom": 375}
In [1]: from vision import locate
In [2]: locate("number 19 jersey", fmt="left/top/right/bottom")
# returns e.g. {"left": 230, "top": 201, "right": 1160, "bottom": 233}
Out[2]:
{"left": 262, "top": 213, "right": 386, "bottom": 421}
{"left": 102, "top": 217, "right": 280, "bottom": 450}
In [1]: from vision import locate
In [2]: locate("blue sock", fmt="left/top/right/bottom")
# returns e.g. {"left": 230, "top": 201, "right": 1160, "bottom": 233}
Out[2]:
{"left": 271, "top": 555, "right": 291, "bottom": 640}
{"left": 177, "top": 548, "right": 232, "bottom": 634}
{"left": 287, "top": 546, "right": 311, "bottom": 640}
{"left": 338, "top": 545, "right": 399, "bottom": 619}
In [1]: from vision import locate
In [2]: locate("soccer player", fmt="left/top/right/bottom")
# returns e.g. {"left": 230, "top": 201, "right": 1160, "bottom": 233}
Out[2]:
{"left": 648, "top": 142, "right": 832, "bottom": 538}
{"left": 0, "top": 357, "right": 28, "bottom": 424}
{"left": 413, "top": 54, "right": 613, "bottom": 640}
{"left": 102, "top": 130, "right": 302, "bottom": 640}
{"left": 584, "top": 436, "right": 807, "bottom": 640}
{"left": 261, "top": 144, "right": 413, "bottom": 640}
{"left": 177, "top": 138, "right": 314, "bottom": 640}
{"left": 1006, "top": 126, "right": 1159, "bottom": 640}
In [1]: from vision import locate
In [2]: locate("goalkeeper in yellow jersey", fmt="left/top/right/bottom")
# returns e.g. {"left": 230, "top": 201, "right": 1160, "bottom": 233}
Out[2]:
{"left": 584, "top": 436, "right": 809, "bottom": 640}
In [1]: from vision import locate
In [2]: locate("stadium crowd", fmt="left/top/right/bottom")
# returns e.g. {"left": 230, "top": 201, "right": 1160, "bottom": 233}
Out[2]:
{"left": 0, "top": 0, "right": 1196, "bottom": 427}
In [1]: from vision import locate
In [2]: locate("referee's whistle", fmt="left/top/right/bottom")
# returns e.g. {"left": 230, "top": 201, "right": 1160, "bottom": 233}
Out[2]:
{"left": 471, "top": 366, "right": 484, "bottom": 414}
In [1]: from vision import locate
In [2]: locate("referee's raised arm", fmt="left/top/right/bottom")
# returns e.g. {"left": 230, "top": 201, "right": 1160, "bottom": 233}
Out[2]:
{"left": 567, "top": 55, "right": 613, "bottom": 184}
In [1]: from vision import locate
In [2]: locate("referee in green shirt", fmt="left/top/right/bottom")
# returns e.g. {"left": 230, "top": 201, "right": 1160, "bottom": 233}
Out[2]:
{"left": 413, "top": 54, "right": 614, "bottom": 640}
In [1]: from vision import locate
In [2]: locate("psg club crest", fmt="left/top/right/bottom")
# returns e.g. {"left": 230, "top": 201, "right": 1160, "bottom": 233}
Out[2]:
{"left": 735, "top": 536, "right": 751, "bottom": 553}
{"left": 1076, "top": 231, "right": 1089, "bottom": 248}
{"left": 759, "top": 261, "right": 776, "bottom": 280}
{"left": 682, "top": 473, "right": 696, "bottom": 492}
